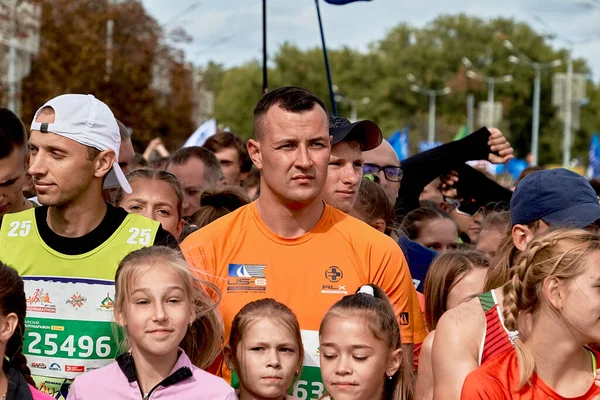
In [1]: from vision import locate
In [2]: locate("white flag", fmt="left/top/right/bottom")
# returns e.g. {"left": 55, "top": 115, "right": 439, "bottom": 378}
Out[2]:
{"left": 182, "top": 119, "right": 217, "bottom": 148}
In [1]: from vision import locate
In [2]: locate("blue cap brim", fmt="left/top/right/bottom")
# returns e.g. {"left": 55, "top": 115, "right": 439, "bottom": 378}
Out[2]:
{"left": 542, "top": 202, "right": 600, "bottom": 229}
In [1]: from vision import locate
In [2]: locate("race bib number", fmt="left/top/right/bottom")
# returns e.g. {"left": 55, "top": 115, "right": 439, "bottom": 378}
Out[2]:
{"left": 22, "top": 278, "right": 119, "bottom": 380}
{"left": 288, "top": 330, "right": 324, "bottom": 400}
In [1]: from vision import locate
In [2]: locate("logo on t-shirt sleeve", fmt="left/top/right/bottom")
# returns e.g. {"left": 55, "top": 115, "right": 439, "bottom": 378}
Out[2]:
{"left": 227, "top": 264, "right": 267, "bottom": 293}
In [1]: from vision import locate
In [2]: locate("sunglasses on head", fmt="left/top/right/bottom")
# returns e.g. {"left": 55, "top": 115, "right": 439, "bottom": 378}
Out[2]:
{"left": 445, "top": 197, "right": 486, "bottom": 216}
{"left": 362, "top": 163, "right": 403, "bottom": 182}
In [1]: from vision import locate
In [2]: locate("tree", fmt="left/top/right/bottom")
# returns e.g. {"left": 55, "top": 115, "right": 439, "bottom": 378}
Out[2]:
{"left": 206, "top": 14, "right": 599, "bottom": 165}
{"left": 20, "top": 0, "right": 194, "bottom": 150}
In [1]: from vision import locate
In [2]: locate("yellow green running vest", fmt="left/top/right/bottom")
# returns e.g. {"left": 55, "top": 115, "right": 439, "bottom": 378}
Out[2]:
{"left": 0, "top": 208, "right": 160, "bottom": 398}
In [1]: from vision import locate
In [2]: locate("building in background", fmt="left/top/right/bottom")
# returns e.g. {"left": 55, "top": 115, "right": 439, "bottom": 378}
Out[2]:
{"left": 191, "top": 66, "right": 214, "bottom": 129}
{"left": 0, "top": 0, "right": 41, "bottom": 116}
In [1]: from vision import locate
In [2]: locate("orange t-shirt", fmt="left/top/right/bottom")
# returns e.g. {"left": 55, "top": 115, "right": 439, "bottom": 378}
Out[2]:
{"left": 461, "top": 348, "right": 600, "bottom": 399}
{"left": 181, "top": 202, "right": 427, "bottom": 396}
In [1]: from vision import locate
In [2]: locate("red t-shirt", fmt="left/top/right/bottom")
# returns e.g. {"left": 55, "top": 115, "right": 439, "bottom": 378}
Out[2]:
{"left": 461, "top": 348, "right": 600, "bottom": 399}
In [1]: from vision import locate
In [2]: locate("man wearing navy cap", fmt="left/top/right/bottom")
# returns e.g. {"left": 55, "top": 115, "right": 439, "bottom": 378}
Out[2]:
{"left": 510, "top": 168, "right": 600, "bottom": 250}
{"left": 322, "top": 114, "right": 383, "bottom": 213}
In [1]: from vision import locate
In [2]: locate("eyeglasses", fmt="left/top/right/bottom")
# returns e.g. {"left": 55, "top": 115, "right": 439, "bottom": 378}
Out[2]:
{"left": 445, "top": 197, "right": 485, "bottom": 217}
{"left": 362, "top": 163, "right": 403, "bottom": 182}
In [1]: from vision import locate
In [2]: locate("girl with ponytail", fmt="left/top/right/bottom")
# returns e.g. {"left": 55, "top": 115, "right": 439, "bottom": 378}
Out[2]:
{"left": 0, "top": 262, "right": 53, "bottom": 400}
{"left": 461, "top": 229, "right": 600, "bottom": 398}
{"left": 318, "top": 284, "right": 414, "bottom": 400}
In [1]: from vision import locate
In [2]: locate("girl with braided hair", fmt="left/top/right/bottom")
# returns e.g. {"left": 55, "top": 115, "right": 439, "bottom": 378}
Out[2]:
{"left": 461, "top": 229, "right": 600, "bottom": 399}
{"left": 0, "top": 262, "right": 53, "bottom": 400}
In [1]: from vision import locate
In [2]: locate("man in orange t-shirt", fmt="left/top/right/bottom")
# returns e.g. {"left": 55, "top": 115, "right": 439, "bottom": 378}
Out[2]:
{"left": 181, "top": 87, "right": 427, "bottom": 400}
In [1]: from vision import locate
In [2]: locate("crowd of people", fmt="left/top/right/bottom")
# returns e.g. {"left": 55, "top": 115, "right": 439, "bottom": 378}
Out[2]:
{"left": 0, "top": 86, "right": 599, "bottom": 400}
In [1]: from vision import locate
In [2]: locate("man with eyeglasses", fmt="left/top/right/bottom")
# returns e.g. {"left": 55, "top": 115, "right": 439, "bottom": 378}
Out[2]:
{"left": 363, "top": 140, "right": 403, "bottom": 202}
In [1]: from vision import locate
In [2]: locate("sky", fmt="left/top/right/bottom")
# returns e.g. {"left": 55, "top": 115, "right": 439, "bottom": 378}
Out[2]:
{"left": 140, "top": 0, "right": 600, "bottom": 80}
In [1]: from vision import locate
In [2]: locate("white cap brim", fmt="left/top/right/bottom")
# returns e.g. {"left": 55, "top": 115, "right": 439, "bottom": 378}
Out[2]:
{"left": 104, "top": 161, "right": 132, "bottom": 194}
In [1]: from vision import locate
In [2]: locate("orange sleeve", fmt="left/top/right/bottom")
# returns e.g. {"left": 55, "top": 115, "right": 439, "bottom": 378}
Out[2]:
{"left": 181, "top": 234, "right": 218, "bottom": 287}
{"left": 369, "top": 239, "right": 428, "bottom": 344}
{"left": 460, "top": 371, "right": 506, "bottom": 400}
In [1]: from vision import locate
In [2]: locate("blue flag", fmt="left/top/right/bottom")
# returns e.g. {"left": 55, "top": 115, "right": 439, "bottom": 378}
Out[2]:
{"left": 418, "top": 141, "right": 443, "bottom": 153}
{"left": 587, "top": 132, "right": 600, "bottom": 179}
{"left": 323, "top": 0, "right": 372, "bottom": 4}
{"left": 388, "top": 128, "right": 409, "bottom": 161}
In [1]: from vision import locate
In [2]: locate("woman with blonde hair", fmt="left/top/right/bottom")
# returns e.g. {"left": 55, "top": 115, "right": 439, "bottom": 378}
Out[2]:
{"left": 461, "top": 229, "right": 600, "bottom": 398}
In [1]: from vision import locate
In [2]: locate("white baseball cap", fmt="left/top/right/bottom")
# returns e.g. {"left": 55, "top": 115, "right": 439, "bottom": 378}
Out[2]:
{"left": 30, "top": 94, "right": 132, "bottom": 194}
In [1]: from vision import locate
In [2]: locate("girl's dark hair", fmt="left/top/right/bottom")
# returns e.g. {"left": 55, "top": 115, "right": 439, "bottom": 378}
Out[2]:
{"left": 400, "top": 205, "right": 457, "bottom": 241}
{"left": 353, "top": 177, "right": 396, "bottom": 236}
{"left": 320, "top": 284, "right": 414, "bottom": 400}
{"left": 0, "top": 262, "right": 34, "bottom": 386}
{"left": 192, "top": 187, "right": 250, "bottom": 229}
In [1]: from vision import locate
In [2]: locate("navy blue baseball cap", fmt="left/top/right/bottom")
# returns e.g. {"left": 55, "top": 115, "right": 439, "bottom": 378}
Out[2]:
{"left": 329, "top": 114, "right": 382, "bottom": 151}
{"left": 510, "top": 168, "right": 600, "bottom": 228}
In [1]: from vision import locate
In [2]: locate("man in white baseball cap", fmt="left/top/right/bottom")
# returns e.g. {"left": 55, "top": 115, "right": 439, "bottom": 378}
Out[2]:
{"left": 0, "top": 94, "right": 177, "bottom": 398}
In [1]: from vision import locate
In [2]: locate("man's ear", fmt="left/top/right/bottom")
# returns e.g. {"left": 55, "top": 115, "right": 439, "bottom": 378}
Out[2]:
{"left": 95, "top": 150, "right": 116, "bottom": 179}
{"left": 248, "top": 140, "right": 262, "bottom": 170}
{"left": 512, "top": 224, "right": 534, "bottom": 251}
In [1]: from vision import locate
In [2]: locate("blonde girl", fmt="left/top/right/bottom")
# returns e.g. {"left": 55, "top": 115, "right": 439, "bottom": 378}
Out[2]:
{"left": 115, "top": 168, "right": 186, "bottom": 240}
{"left": 461, "top": 229, "right": 600, "bottom": 398}
{"left": 67, "top": 246, "right": 235, "bottom": 399}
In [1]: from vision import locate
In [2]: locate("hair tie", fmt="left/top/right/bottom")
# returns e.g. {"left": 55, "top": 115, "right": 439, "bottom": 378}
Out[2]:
{"left": 364, "top": 174, "right": 375, "bottom": 182}
{"left": 358, "top": 285, "right": 374, "bottom": 296}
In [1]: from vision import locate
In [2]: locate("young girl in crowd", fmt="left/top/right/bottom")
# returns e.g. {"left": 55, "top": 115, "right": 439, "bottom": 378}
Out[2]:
{"left": 350, "top": 176, "right": 396, "bottom": 237}
{"left": 224, "top": 298, "right": 303, "bottom": 400}
{"left": 0, "top": 262, "right": 54, "bottom": 400}
{"left": 67, "top": 246, "right": 235, "bottom": 400}
{"left": 319, "top": 284, "right": 414, "bottom": 400}
{"left": 475, "top": 210, "right": 510, "bottom": 258}
{"left": 416, "top": 250, "right": 490, "bottom": 400}
{"left": 461, "top": 229, "right": 600, "bottom": 398}
{"left": 115, "top": 168, "right": 186, "bottom": 240}
{"left": 400, "top": 206, "right": 460, "bottom": 253}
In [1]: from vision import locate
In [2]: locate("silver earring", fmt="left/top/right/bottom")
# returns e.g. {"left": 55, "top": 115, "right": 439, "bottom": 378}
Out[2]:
{"left": 387, "top": 375, "right": 393, "bottom": 380}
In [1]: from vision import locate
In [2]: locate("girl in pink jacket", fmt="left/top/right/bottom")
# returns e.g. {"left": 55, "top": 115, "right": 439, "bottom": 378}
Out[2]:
{"left": 67, "top": 247, "right": 235, "bottom": 400}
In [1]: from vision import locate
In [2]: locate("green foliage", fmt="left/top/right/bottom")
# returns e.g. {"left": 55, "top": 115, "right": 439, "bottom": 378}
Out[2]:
{"left": 205, "top": 14, "right": 600, "bottom": 166}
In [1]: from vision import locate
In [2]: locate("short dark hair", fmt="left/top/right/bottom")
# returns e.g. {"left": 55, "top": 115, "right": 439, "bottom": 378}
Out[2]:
{"left": 167, "top": 146, "right": 224, "bottom": 185}
{"left": 192, "top": 186, "right": 250, "bottom": 229}
{"left": 253, "top": 86, "right": 328, "bottom": 139}
{"left": 0, "top": 108, "right": 27, "bottom": 159}
{"left": 203, "top": 131, "right": 252, "bottom": 173}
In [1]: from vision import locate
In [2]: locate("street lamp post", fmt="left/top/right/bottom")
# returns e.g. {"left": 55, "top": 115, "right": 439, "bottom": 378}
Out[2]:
{"left": 407, "top": 74, "right": 451, "bottom": 145}
{"left": 463, "top": 59, "right": 512, "bottom": 129}
{"left": 505, "top": 40, "right": 562, "bottom": 166}
{"left": 333, "top": 86, "right": 370, "bottom": 122}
